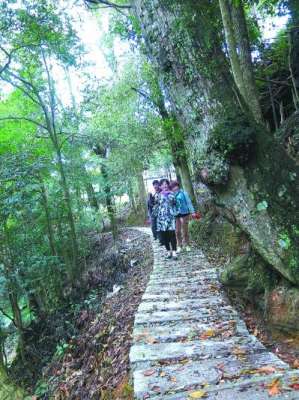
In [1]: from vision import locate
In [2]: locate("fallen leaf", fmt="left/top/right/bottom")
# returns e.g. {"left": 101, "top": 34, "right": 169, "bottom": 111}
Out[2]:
{"left": 289, "top": 383, "right": 299, "bottom": 390}
{"left": 293, "top": 359, "right": 299, "bottom": 368}
{"left": 188, "top": 390, "right": 207, "bottom": 398}
{"left": 222, "top": 329, "right": 234, "bottom": 338}
{"left": 146, "top": 336, "right": 158, "bottom": 344}
{"left": 151, "top": 386, "right": 161, "bottom": 393}
{"left": 200, "top": 329, "right": 216, "bottom": 339}
{"left": 143, "top": 369, "right": 156, "bottom": 376}
{"left": 283, "top": 338, "right": 294, "bottom": 344}
{"left": 232, "top": 346, "right": 247, "bottom": 356}
{"left": 160, "top": 371, "right": 166, "bottom": 377}
{"left": 256, "top": 365, "right": 277, "bottom": 375}
{"left": 267, "top": 378, "right": 281, "bottom": 396}
{"left": 179, "top": 358, "right": 190, "bottom": 365}
{"left": 170, "top": 376, "right": 177, "bottom": 382}
{"left": 159, "top": 359, "right": 171, "bottom": 366}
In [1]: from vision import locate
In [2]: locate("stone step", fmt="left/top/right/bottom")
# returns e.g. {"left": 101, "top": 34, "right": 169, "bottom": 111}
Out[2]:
{"left": 130, "top": 336, "right": 266, "bottom": 366}
{"left": 154, "top": 370, "right": 299, "bottom": 400}
{"left": 130, "top": 229, "right": 299, "bottom": 400}
{"left": 134, "top": 306, "right": 238, "bottom": 325}
{"left": 148, "top": 274, "right": 218, "bottom": 284}
{"left": 141, "top": 292, "right": 222, "bottom": 302}
{"left": 133, "top": 353, "right": 289, "bottom": 399}
{"left": 133, "top": 319, "right": 249, "bottom": 344}
{"left": 137, "top": 298, "right": 225, "bottom": 313}
{"left": 148, "top": 278, "right": 209, "bottom": 287}
{"left": 144, "top": 285, "right": 221, "bottom": 297}
{"left": 150, "top": 266, "right": 216, "bottom": 274}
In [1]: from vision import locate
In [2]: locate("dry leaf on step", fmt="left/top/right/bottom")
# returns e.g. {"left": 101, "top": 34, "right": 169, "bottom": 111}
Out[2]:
{"left": 143, "top": 369, "right": 156, "bottom": 376}
{"left": 188, "top": 390, "right": 207, "bottom": 398}
{"left": 256, "top": 365, "right": 276, "bottom": 375}
{"left": 267, "top": 378, "right": 281, "bottom": 396}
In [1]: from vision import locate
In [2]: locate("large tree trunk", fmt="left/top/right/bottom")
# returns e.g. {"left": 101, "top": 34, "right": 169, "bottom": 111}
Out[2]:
{"left": 84, "top": 181, "right": 99, "bottom": 211}
{"left": 2, "top": 225, "right": 26, "bottom": 362}
{"left": 40, "top": 181, "right": 57, "bottom": 257}
{"left": 219, "top": 0, "right": 263, "bottom": 124}
{"left": 134, "top": 77, "right": 197, "bottom": 204}
{"left": 133, "top": 0, "right": 299, "bottom": 284}
{"left": 136, "top": 171, "right": 148, "bottom": 220}
{"left": 163, "top": 116, "right": 197, "bottom": 206}
{"left": 55, "top": 146, "right": 79, "bottom": 280}
{"left": 93, "top": 145, "right": 118, "bottom": 238}
{"left": 0, "top": 365, "right": 25, "bottom": 400}
{"left": 154, "top": 85, "right": 197, "bottom": 205}
{"left": 128, "top": 180, "right": 138, "bottom": 213}
{"left": 102, "top": 164, "right": 118, "bottom": 239}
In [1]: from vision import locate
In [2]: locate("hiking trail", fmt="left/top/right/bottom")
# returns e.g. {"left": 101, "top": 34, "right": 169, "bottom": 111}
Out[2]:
{"left": 129, "top": 228, "right": 299, "bottom": 399}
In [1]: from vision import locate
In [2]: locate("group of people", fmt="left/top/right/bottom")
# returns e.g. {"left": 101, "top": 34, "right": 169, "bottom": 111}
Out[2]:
{"left": 147, "top": 178, "right": 196, "bottom": 259}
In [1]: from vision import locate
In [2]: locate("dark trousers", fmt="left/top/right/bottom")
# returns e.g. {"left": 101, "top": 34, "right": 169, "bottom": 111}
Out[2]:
{"left": 151, "top": 215, "right": 158, "bottom": 240}
{"left": 160, "top": 230, "right": 177, "bottom": 251}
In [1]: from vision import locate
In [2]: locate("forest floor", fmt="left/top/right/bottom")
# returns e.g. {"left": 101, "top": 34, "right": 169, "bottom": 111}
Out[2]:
{"left": 204, "top": 251, "right": 299, "bottom": 373}
{"left": 39, "top": 228, "right": 153, "bottom": 400}
{"left": 231, "top": 296, "right": 299, "bottom": 369}
{"left": 10, "top": 228, "right": 153, "bottom": 399}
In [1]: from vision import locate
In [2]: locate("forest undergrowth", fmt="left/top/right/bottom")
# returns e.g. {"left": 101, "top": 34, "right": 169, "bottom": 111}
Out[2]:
{"left": 10, "top": 228, "right": 152, "bottom": 399}
{"left": 199, "top": 240, "right": 299, "bottom": 373}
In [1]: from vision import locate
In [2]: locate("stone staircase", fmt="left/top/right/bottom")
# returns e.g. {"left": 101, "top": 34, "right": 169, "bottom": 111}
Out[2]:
{"left": 130, "top": 230, "right": 299, "bottom": 399}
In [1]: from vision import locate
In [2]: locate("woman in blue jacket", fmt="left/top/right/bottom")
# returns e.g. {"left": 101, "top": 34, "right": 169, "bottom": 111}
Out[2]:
{"left": 169, "top": 181, "right": 195, "bottom": 252}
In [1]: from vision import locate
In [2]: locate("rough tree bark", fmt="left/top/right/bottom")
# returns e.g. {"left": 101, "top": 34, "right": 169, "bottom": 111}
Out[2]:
{"left": 133, "top": 81, "right": 197, "bottom": 204}
{"left": 150, "top": 82, "right": 197, "bottom": 205}
{"left": 2, "top": 224, "right": 26, "bottom": 363}
{"left": 0, "top": 365, "right": 25, "bottom": 400}
{"left": 85, "top": 180, "right": 99, "bottom": 211}
{"left": 55, "top": 145, "right": 79, "bottom": 279}
{"left": 219, "top": 0, "right": 264, "bottom": 124}
{"left": 93, "top": 145, "right": 118, "bottom": 239}
{"left": 128, "top": 180, "right": 138, "bottom": 212}
{"left": 137, "top": 171, "right": 148, "bottom": 220}
{"left": 40, "top": 181, "right": 57, "bottom": 257}
{"left": 288, "top": 0, "right": 299, "bottom": 107}
{"left": 133, "top": 0, "right": 299, "bottom": 284}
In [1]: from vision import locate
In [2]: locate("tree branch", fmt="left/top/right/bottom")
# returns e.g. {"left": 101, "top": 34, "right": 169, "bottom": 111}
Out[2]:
{"left": 0, "top": 44, "right": 32, "bottom": 75}
{"left": 85, "top": 0, "right": 131, "bottom": 9}
{"left": 0, "top": 75, "right": 40, "bottom": 106}
{"left": 0, "top": 46, "right": 14, "bottom": 75}
{"left": 256, "top": 77, "right": 292, "bottom": 88}
{"left": 0, "top": 306, "right": 16, "bottom": 328}
{"left": 131, "top": 86, "right": 170, "bottom": 119}
{"left": 4, "top": 69, "right": 50, "bottom": 121}
{"left": 131, "top": 87, "right": 159, "bottom": 108}
{"left": 0, "top": 116, "right": 47, "bottom": 130}
{"left": 41, "top": 47, "right": 56, "bottom": 134}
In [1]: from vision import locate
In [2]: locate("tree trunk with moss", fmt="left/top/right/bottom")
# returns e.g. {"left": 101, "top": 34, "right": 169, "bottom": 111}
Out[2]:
{"left": 218, "top": 0, "right": 263, "bottom": 124}
{"left": 136, "top": 171, "right": 148, "bottom": 220}
{"left": 133, "top": 0, "right": 299, "bottom": 284}
{"left": 288, "top": 0, "right": 299, "bottom": 107}
{"left": 0, "top": 365, "right": 26, "bottom": 400}
{"left": 93, "top": 145, "right": 118, "bottom": 238}
{"left": 154, "top": 85, "right": 197, "bottom": 205}
{"left": 135, "top": 77, "right": 197, "bottom": 204}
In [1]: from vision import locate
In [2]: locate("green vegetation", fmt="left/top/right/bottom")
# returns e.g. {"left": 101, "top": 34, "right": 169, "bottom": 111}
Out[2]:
{"left": 0, "top": 0, "right": 298, "bottom": 397}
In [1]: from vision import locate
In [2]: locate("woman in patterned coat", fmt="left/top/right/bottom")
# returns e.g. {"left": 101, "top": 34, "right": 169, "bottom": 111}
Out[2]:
{"left": 156, "top": 178, "right": 178, "bottom": 259}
